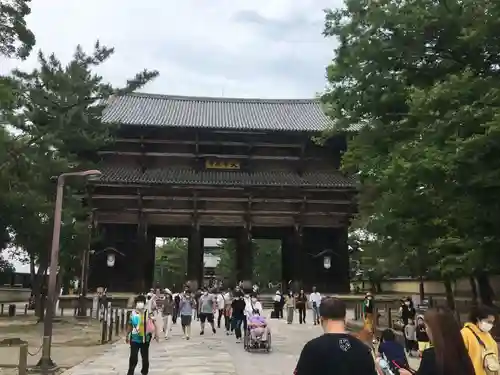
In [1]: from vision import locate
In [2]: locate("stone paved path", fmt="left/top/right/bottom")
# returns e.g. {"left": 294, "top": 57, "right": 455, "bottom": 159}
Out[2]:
{"left": 61, "top": 310, "right": 418, "bottom": 375}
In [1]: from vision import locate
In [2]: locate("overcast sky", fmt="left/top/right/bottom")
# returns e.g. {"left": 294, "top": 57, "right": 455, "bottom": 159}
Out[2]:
{"left": 0, "top": 0, "right": 342, "bottom": 99}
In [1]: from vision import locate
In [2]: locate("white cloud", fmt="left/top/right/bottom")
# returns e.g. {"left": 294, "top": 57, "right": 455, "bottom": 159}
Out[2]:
{"left": 0, "top": 0, "right": 342, "bottom": 98}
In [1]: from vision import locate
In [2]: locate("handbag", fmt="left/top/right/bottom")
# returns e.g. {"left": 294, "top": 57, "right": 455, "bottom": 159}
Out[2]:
{"left": 467, "top": 327, "right": 500, "bottom": 375}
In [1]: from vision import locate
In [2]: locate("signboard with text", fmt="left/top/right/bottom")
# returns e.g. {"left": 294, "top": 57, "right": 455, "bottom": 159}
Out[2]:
{"left": 205, "top": 160, "right": 240, "bottom": 170}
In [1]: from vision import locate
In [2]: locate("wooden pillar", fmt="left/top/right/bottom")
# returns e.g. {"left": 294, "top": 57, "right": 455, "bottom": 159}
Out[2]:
{"left": 291, "top": 225, "right": 303, "bottom": 292}
{"left": 281, "top": 237, "right": 291, "bottom": 291}
{"left": 187, "top": 224, "right": 203, "bottom": 291}
{"left": 236, "top": 227, "right": 253, "bottom": 291}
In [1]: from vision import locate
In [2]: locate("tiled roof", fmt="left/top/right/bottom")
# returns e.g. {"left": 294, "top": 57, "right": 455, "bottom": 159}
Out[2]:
{"left": 102, "top": 93, "right": 360, "bottom": 132}
{"left": 95, "top": 166, "right": 356, "bottom": 189}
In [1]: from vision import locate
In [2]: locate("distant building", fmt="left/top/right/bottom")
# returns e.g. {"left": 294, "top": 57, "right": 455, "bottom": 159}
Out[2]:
{"left": 203, "top": 244, "right": 220, "bottom": 286}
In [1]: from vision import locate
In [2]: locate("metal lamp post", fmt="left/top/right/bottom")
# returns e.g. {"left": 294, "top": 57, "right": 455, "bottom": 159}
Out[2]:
{"left": 37, "top": 169, "right": 101, "bottom": 370}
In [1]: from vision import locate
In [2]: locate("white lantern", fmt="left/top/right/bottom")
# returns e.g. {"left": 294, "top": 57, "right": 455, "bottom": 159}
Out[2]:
{"left": 106, "top": 253, "right": 115, "bottom": 267}
{"left": 323, "top": 255, "right": 331, "bottom": 269}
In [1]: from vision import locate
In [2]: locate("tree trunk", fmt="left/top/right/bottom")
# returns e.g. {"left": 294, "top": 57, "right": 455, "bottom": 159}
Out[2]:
{"left": 443, "top": 279, "right": 456, "bottom": 310}
{"left": 469, "top": 276, "right": 478, "bottom": 306}
{"left": 477, "top": 273, "right": 494, "bottom": 306}
{"left": 418, "top": 275, "right": 425, "bottom": 303}
{"left": 30, "top": 255, "right": 48, "bottom": 322}
{"left": 376, "top": 281, "right": 382, "bottom": 293}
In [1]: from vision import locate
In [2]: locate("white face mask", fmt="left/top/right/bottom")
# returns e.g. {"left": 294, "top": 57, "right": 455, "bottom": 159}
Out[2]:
{"left": 203, "top": 292, "right": 208, "bottom": 296}
{"left": 136, "top": 302, "right": 145, "bottom": 310}
{"left": 251, "top": 298, "right": 257, "bottom": 303}
{"left": 479, "top": 321, "right": 494, "bottom": 332}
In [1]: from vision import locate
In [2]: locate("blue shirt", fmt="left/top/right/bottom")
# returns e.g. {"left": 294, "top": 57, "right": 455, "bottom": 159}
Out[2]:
{"left": 378, "top": 341, "right": 407, "bottom": 366}
{"left": 129, "top": 312, "right": 152, "bottom": 343}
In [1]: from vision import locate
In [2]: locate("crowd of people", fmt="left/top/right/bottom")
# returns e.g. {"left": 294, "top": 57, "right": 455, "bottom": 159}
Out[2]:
{"left": 123, "top": 284, "right": 500, "bottom": 375}
{"left": 124, "top": 283, "right": 269, "bottom": 375}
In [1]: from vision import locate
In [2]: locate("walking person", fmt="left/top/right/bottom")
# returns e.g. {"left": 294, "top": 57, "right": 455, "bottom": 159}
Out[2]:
{"left": 285, "top": 290, "right": 296, "bottom": 324}
{"left": 416, "top": 314, "right": 430, "bottom": 355}
{"left": 231, "top": 292, "right": 246, "bottom": 343}
{"left": 273, "top": 291, "right": 282, "bottom": 319}
{"left": 398, "top": 308, "right": 475, "bottom": 375}
{"left": 162, "top": 291, "right": 174, "bottom": 339}
{"left": 309, "top": 286, "right": 321, "bottom": 325}
{"left": 404, "top": 318, "right": 419, "bottom": 357}
{"left": 223, "top": 288, "right": 232, "bottom": 334}
{"left": 461, "top": 305, "right": 499, "bottom": 375}
{"left": 216, "top": 290, "right": 225, "bottom": 329}
{"left": 296, "top": 289, "right": 307, "bottom": 324}
{"left": 199, "top": 288, "right": 217, "bottom": 335}
{"left": 295, "top": 297, "right": 377, "bottom": 374}
{"left": 126, "top": 295, "right": 157, "bottom": 375}
{"left": 179, "top": 286, "right": 195, "bottom": 340}
{"left": 172, "top": 292, "right": 180, "bottom": 324}
{"left": 362, "top": 292, "right": 375, "bottom": 334}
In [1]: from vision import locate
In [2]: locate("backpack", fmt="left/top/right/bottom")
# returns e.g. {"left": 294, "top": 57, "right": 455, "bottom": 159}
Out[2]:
{"left": 467, "top": 327, "right": 500, "bottom": 375}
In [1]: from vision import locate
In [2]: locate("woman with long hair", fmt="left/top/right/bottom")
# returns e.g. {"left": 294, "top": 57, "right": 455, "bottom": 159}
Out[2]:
{"left": 398, "top": 308, "right": 475, "bottom": 375}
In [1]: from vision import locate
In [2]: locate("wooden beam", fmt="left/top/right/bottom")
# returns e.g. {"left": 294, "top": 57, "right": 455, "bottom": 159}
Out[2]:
{"left": 115, "top": 137, "right": 304, "bottom": 148}
{"left": 97, "top": 150, "right": 305, "bottom": 161}
{"left": 103, "top": 208, "right": 349, "bottom": 216}
{"left": 88, "top": 194, "right": 353, "bottom": 205}
{"left": 90, "top": 182, "right": 357, "bottom": 193}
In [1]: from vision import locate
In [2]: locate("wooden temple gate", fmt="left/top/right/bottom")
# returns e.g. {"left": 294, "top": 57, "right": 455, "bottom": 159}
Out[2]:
{"left": 84, "top": 94, "right": 357, "bottom": 293}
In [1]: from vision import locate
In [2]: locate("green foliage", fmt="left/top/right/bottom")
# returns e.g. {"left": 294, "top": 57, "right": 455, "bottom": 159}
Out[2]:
{"left": 0, "top": 0, "right": 35, "bottom": 59}
{"left": 322, "top": 0, "right": 500, "bottom": 286}
{"left": 154, "top": 238, "right": 188, "bottom": 288}
{"left": 0, "top": 42, "right": 158, "bottom": 291}
{"left": 0, "top": 256, "right": 14, "bottom": 284}
{"left": 216, "top": 238, "right": 281, "bottom": 287}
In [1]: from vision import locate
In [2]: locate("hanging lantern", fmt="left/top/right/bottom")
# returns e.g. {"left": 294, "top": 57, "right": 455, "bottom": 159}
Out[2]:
{"left": 106, "top": 253, "right": 116, "bottom": 267}
{"left": 323, "top": 255, "right": 331, "bottom": 269}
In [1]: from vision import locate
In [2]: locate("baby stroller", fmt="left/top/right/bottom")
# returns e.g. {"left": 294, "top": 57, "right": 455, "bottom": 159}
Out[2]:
{"left": 244, "top": 315, "right": 272, "bottom": 352}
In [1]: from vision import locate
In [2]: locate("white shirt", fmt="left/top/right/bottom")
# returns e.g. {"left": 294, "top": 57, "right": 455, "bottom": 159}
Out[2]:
{"left": 273, "top": 294, "right": 281, "bottom": 302}
{"left": 245, "top": 300, "right": 263, "bottom": 317}
{"left": 309, "top": 292, "right": 321, "bottom": 305}
{"left": 216, "top": 294, "right": 225, "bottom": 309}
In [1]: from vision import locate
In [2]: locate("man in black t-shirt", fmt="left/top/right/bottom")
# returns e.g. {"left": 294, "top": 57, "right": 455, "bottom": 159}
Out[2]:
{"left": 294, "top": 297, "right": 377, "bottom": 375}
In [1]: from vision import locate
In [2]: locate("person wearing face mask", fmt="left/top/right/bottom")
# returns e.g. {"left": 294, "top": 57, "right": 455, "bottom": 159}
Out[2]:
{"left": 179, "top": 287, "right": 195, "bottom": 340}
{"left": 295, "top": 297, "right": 377, "bottom": 375}
{"left": 126, "top": 295, "right": 157, "bottom": 375}
{"left": 198, "top": 288, "right": 217, "bottom": 335}
{"left": 461, "top": 305, "right": 499, "bottom": 375}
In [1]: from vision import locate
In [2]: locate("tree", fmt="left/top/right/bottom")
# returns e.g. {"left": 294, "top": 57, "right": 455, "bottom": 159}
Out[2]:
{"left": 322, "top": 0, "right": 500, "bottom": 306}
{"left": 154, "top": 238, "right": 188, "bottom": 289}
{"left": 215, "top": 239, "right": 281, "bottom": 287}
{"left": 0, "top": 257, "right": 14, "bottom": 285}
{"left": 0, "top": 0, "right": 35, "bottom": 59}
{"left": 0, "top": 43, "right": 158, "bottom": 317}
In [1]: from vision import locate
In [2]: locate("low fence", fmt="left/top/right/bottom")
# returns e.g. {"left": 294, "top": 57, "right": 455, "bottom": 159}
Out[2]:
{"left": 1, "top": 301, "right": 131, "bottom": 374}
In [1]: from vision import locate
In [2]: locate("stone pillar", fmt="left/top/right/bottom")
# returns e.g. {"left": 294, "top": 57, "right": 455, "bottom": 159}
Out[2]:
{"left": 187, "top": 225, "right": 203, "bottom": 291}
{"left": 236, "top": 228, "right": 253, "bottom": 291}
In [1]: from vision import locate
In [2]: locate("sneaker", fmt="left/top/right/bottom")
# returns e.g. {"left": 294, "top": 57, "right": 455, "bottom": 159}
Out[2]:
{"left": 236, "top": 338, "right": 241, "bottom": 343}
{"left": 226, "top": 331, "right": 229, "bottom": 335}
{"left": 212, "top": 327, "right": 216, "bottom": 334}
{"left": 200, "top": 330, "right": 204, "bottom": 335}
{"left": 186, "top": 336, "right": 190, "bottom": 340}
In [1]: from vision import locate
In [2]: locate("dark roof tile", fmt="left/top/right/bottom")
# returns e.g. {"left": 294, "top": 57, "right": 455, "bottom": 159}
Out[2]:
{"left": 95, "top": 166, "right": 356, "bottom": 189}
{"left": 102, "top": 93, "right": 361, "bottom": 132}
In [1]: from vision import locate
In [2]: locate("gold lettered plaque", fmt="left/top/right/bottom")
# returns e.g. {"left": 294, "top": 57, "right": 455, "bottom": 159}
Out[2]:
{"left": 205, "top": 160, "right": 240, "bottom": 170}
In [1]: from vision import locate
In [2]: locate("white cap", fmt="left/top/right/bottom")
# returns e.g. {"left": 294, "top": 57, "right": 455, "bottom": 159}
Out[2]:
{"left": 164, "top": 288, "right": 172, "bottom": 295}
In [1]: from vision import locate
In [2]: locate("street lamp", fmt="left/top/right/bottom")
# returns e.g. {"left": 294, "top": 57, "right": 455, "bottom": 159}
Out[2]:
{"left": 37, "top": 169, "right": 101, "bottom": 370}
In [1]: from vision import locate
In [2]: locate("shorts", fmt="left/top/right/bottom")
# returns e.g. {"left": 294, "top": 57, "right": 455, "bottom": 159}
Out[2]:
{"left": 199, "top": 313, "right": 214, "bottom": 323}
{"left": 180, "top": 315, "right": 192, "bottom": 327}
